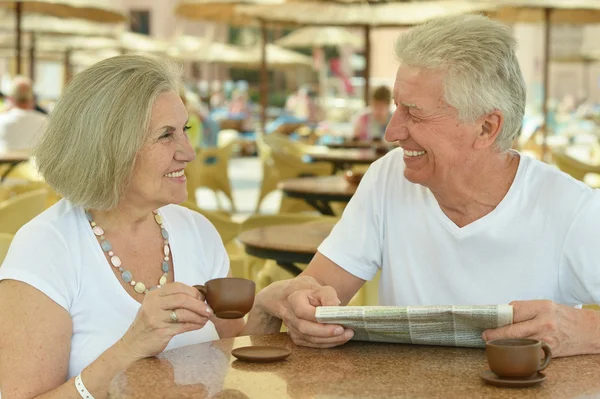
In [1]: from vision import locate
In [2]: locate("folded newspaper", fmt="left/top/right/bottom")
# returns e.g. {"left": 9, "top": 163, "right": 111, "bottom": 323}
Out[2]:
{"left": 315, "top": 305, "right": 513, "bottom": 348}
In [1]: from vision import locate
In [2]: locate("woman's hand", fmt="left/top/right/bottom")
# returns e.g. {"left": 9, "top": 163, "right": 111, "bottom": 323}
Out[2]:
{"left": 117, "top": 282, "right": 212, "bottom": 361}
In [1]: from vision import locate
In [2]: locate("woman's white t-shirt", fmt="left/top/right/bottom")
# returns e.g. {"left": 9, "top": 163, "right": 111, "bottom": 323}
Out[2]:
{"left": 319, "top": 149, "right": 600, "bottom": 307}
{"left": 0, "top": 201, "right": 228, "bottom": 379}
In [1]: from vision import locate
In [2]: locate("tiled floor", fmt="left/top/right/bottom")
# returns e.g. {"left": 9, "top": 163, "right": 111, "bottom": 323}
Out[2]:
{"left": 193, "top": 155, "right": 282, "bottom": 221}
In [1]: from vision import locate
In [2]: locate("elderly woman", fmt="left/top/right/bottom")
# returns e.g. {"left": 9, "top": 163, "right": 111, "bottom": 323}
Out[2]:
{"left": 0, "top": 55, "right": 298, "bottom": 398}
{"left": 271, "top": 15, "right": 600, "bottom": 357}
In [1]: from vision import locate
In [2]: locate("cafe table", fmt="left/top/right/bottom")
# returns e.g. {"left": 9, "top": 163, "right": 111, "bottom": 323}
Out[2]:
{"left": 278, "top": 175, "right": 357, "bottom": 216}
{"left": 304, "top": 148, "right": 385, "bottom": 173}
{"left": 238, "top": 220, "right": 335, "bottom": 276}
{"left": 0, "top": 150, "right": 29, "bottom": 182}
{"left": 326, "top": 140, "right": 378, "bottom": 149}
{"left": 108, "top": 332, "right": 600, "bottom": 398}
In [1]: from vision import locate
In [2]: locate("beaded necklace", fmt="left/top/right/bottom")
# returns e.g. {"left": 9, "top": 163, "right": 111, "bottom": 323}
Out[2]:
{"left": 85, "top": 210, "right": 170, "bottom": 294}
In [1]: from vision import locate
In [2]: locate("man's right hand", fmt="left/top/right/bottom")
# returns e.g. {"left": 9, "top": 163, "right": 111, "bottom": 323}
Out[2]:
{"left": 282, "top": 285, "right": 354, "bottom": 348}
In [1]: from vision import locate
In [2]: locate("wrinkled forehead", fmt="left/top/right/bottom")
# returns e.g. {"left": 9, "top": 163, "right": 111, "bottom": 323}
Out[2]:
{"left": 393, "top": 65, "right": 447, "bottom": 109}
{"left": 148, "top": 91, "right": 188, "bottom": 129}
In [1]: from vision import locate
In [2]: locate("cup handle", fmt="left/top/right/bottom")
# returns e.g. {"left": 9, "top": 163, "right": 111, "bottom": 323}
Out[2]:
{"left": 193, "top": 285, "right": 207, "bottom": 301}
{"left": 538, "top": 341, "right": 552, "bottom": 371}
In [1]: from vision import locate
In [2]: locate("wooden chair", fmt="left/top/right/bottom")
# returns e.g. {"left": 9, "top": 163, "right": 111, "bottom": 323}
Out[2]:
{"left": 551, "top": 148, "right": 600, "bottom": 187}
{"left": 3, "top": 160, "right": 44, "bottom": 182}
{"left": 180, "top": 201, "right": 245, "bottom": 278}
{"left": 255, "top": 135, "right": 332, "bottom": 213}
{"left": 0, "top": 189, "right": 47, "bottom": 234}
{"left": 0, "top": 181, "right": 61, "bottom": 209}
{"left": 185, "top": 140, "right": 237, "bottom": 213}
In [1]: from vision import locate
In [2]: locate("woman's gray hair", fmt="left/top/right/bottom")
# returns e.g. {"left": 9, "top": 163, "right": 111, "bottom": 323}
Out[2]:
{"left": 395, "top": 14, "right": 526, "bottom": 151}
{"left": 34, "top": 55, "right": 182, "bottom": 210}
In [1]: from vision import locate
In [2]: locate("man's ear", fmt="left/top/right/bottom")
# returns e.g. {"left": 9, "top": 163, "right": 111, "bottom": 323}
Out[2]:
{"left": 473, "top": 110, "right": 503, "bottom": 150}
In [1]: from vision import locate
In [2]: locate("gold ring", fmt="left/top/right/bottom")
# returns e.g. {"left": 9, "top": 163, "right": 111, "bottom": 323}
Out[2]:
{"left": 170, "top": 310, "right": 178, "bottom": 323}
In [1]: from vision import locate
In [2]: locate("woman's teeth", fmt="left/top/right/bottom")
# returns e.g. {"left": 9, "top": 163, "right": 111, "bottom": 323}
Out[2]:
{"left": 164, "top": 170, "right": 184, "bottom": 178}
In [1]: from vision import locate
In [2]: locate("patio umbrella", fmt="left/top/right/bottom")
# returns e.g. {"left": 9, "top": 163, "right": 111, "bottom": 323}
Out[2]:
{"left": 168, "top": 35, "right": 249, "bottom": 64}
{"left": 0, "top": 32, "right": 167, "bottom": 84}
{"left": 170, "top": 35, "right": 312, "bottom": 70}
{"left": 237, "top": 1, "right": 498, "bottom": 105}
{"left": 0, "top": 9, "right": 122, "bottom": 80}
{"left": 232, "top": 44, "right": 314, "bottom": 69}
{"left": 175, "top": 0, "right": 290, "bottom": 132}
{"left": 275, "top": 26, "right": 363, "bottom": 110}
{"left": 275, "top": 27, "right": 363, "bottom": 49}
{"left": 175, "top": 0, "right": 282, "bottom": 26}
{"left": 0, "top": 0, "right": 126, "bottom": 74}
{"left": 47, "top": 32, "right": 168, "bottom": 83}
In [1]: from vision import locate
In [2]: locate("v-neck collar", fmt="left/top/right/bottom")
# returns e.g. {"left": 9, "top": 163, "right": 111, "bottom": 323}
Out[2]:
{"left": 427, "top": 151, "right": 528, "bottom": 238}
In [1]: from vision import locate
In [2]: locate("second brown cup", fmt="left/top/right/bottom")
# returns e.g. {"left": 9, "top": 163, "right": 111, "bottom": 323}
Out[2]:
{"left": 486, "top": 339, "right": 552, "bottom": 378}
{"left": 194, "top": 278, "right": 255, "bottom": 319}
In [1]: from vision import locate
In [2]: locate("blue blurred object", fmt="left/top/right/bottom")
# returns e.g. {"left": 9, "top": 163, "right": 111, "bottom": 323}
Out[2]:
{"left": 265, "top": 113, "right": 307, "bottom": 134}
{"left": 209, "top": 107, "right": 228, "bottom": 120}
{"left": 201, "top": 117, "right": 220, "bottom": 147}
{"left": 318, "top": 135, "right": 345, "bottom": 145}
{"left": 227, "top": 113, "right": 246, "bottom": 120}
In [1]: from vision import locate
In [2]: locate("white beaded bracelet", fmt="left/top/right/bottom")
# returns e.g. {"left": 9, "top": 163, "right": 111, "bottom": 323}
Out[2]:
{"left": 75, "top": 373, "right": 95, "bottom": 399}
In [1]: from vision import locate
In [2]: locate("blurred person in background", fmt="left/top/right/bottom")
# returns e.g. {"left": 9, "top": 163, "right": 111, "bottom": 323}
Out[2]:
{"left": 209, "top": 81, "right": 226, "bottom": 109}
{"left": 181, "top": 87, "right": 220, "bottom": 148}
{"left": 285, "top": 86, "right": 322, "bottom": 126}
{"left": 0, "top": 75, "right": 47, "bottom": 151}
{"left": 228, "top": 89, "right": 253, "bottom": 132}
{"left": 353, "top": 85, "right": 392, "bottom": 141}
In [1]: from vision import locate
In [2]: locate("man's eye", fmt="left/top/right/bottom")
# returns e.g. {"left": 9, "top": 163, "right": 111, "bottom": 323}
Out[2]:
{"left": 410, "top": 114, "right": 421, "bottom": 123}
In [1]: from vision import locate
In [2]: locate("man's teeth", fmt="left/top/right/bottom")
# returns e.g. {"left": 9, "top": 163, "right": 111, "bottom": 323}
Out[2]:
{"left": 404, "top": 150, "right": 426, "bottom": 157}
{"left": 164, "top": 170, "right": 185, "bottom": 178}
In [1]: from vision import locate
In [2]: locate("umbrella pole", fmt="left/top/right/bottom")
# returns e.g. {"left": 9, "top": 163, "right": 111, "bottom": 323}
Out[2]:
{"left": 583, "top": 60, "right": 590, "bottom": 100}
{"left": 15, "top": 1, "right": 22, "bottom": 75}
{"left": 260, "top": 19, "right": 268, "bottom": 134}
{"left": 29, "top": 32, "right": 35, "bottom": 82}
{"left": 541, "top": 8, "right": 551, "bottom": 161}
{"left": 364, "top": 25, "right": 371, "bottom": 106}
{"left": 63, "top": 49, "right": 72, "bottom": 87}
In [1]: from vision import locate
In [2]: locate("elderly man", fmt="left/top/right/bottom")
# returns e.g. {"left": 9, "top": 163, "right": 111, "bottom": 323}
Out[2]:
{"left": 0, "top": 76, "right": 47, "bottom": 151}
{"left": 261, "top": 14, "right": 600, "bottom": 358}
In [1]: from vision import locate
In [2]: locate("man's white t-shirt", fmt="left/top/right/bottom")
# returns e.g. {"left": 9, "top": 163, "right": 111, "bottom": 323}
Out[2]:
{"left": 0, "top": 108, "right": 47, "bottom": 151}
{"left": 319, "top": 149, "right": 600, "bottom": 306}
{"left": 0, "top": 201, "right": 228, "bottom": 379}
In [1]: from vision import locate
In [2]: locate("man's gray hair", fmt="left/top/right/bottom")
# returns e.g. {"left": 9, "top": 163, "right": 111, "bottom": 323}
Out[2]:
{"left": 395, "top": 14, "right": 526, "bottom": 151}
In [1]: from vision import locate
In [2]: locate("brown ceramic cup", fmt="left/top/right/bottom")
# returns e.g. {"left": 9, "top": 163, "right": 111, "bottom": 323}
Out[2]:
{"left": 486, "top": 339, "right": 552, "bottom": 378}
{"left": 193, "top": 278, "right": 255, "bottom": 319}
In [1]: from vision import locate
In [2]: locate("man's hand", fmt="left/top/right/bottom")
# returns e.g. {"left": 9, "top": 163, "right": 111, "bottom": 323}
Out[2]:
{"left": 282, "top": 285, "right": 354, "bottom": 348}
{"left": 482, "top": 300, "right": 600, "bottom": 357}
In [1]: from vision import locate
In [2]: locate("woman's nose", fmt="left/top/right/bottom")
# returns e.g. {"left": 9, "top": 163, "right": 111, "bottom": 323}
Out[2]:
{"left": 176, "top": 134, "right": 196, "bottom": 162}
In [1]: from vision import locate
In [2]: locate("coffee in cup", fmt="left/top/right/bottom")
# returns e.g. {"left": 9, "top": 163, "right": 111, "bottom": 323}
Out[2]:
{"left": 194, "top": 278, "right": 255, "bottom": 319}
{"left": 486, "top": 339, "right": 552, "bottom": 378}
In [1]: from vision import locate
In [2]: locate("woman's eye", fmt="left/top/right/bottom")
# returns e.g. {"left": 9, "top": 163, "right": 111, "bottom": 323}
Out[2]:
{"left": 183, "top": 124, "right": 192, "bottom": 132}
{"left": 160, "top": 131, "right": 173, "bottom": 139}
